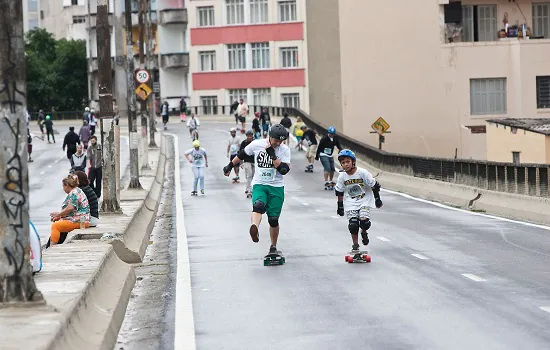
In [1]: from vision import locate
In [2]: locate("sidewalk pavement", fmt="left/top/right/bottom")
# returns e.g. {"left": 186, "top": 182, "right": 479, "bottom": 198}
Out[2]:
{"left": 0, "top": 133, "right": 167, "bottom": 350}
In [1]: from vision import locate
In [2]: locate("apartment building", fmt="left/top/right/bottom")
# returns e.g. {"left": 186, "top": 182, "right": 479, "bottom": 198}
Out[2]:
{"left": 41, "top": 0, "right": 88, "bottom": 40}
{"left": 187, "top": 0, "right": 309, "bottom": 113}
{"left": 23, "top": 0, "right": 41, "bottom": 32}
{"left": 306, "top": 0, "right": 550, "bottom": 161}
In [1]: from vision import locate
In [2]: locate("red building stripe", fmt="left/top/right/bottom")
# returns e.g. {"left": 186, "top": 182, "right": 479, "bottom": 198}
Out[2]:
{"left": 192, "top": 69, "right": 305, "bottom": 90}
{"left": 191, "top": 22, "right": 303, "bottom": 45}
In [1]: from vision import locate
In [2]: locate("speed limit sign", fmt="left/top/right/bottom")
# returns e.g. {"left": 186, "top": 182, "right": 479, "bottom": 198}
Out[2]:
{"left": 135, "top": 69, "right": 150, "bottom": 84}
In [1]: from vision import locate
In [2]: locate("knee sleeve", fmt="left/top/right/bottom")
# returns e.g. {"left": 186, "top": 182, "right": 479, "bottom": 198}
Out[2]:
{"left": 268, "top": 216, "right": 279, "bottom": 228}
{"left": 348, "top": 217, "right": 360, "bottom": 234}
{"left": 360, "top": 219, "right": 371, "bottom": 231}
{"left": 252, "top": 200, "right": 266, "bottom": 214}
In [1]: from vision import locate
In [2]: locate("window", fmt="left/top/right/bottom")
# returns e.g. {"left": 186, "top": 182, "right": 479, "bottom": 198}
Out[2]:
{"left": 512, "top": 152, "right": 521, "bottom": 166}
{"left": 199, "top": 51, "right": 216, "bottom": 72}
{"left": 72, "top": 0, "right": 78, "bottom": 5}
{"left": 250, "top": 0, "right": 268, "bottom": 24}
{"left": 461, "top": 5, "right": 497, "bottom": 42}
{"left": 28, "top": 0, "right": 38, "bottom": 12}
{"left": 533, "top": 3, "right": 550, "bottom": 38}
{"left": 28, "top": 18, "right": 38, "bottom": 30}
{"left": 226, "top": 0, "right": 244, "bottom": 25}
{"left": 280, "top": 47, "right": 298, "bottom": 68}
{"left": 536, "top": 76, "right": 550, "bottom": 109}
{"left": 197, "top": 6, "right": 215, "bottom": 27}
{"left": 251, "top": 43, "right": 270, "bottom": 69}
{"left": 201, "top": 96, "right": 218, "bottom": 115}
{"left": 73, "top": 15, "right": 86, "bottom": 24}
{"left": 229, "top": 89, "right": 248, "bottom": 103}
{"left": 470, "top": 78, "right": 507, "bottom": 115}
{"left": 253, "top": 88, "right": 271, "bottom": 106}
{"left": 278, "top": 0, "right": 297, "bottom": 22}
{"left": 281, "top": 93, "right": 300, "bottom": 109}
{"left": 227, "top": 44, "right": 246, "bottom": 70}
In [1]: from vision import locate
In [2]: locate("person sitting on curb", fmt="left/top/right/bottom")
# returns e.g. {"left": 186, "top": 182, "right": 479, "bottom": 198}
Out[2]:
{"left": 74, "top": 171, "right": 99, "bottom": 227}
{"left": 46, "top": 174, "right": 90, "bottom": 248}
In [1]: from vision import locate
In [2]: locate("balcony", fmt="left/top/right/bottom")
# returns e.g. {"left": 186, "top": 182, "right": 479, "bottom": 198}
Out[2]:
{"left": 89, "top": 14, "right": 114, "bottom": 28}
{"left": 159, "top": 9, "right": 188, "bottom": 25}
{"left": 160, "top": 53, "right": 189, "bottom": 70}
{"left": 133, "top": 54, "right": 159, "bottom": 70}
{"left": 121, "top": 12, "right": 157, "bottom": 27}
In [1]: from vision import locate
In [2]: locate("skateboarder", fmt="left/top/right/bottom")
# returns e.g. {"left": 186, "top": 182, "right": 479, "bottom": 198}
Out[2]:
{"left": 223, "top": 124, "right": 291, "bottom": 257}
{"left": 185, "top": 140, "right": 208, "bottom": 196}
{"left": 334, "top": 149, "right": 383, "bottom": 252}
{"left": 227, "top": 127, "right": 241, "bottom": 183}
{"left": 316, "top": 126, "right": 342, "bottom": 190}
{"left": 240, "top": 130, "right": 256, "bottom": 197}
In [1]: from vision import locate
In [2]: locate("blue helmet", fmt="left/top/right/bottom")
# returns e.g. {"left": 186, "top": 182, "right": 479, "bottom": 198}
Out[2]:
{"left": 327, "top": 126, "right": 336, "bottom": 134}
{"left": 338, "top": 149, "right": 356, "bottom": 162}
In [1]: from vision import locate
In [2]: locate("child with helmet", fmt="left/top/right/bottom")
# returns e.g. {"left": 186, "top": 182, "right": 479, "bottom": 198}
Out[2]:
{"left": 334, "top": 149, "right": 383, "bottom": 252}
{"left": 185, "top": 139, "right": 208, "bottom": 196}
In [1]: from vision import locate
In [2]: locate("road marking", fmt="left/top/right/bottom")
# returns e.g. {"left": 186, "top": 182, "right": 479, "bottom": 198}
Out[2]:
{"left": 539, "top": 307, "right": 550, "bottom": 314}
{"left": 461, "top": 273, "right": 486, "bottom": 282}
{"left": 316, "top": 209, "right": 322, "bottom": 212}
{"left": 54, "top": 159, "right": 59, "bottom": 163}
{"left": 377, "top": 236, "right": 390, "bottom": 242}
{"left": 48, "top": 165, "right": 52, "bottom": 168}
{"left": 40, "top": 171, "right": 45, "bottom": 175}
{"left": 331, "top": 216, "right": 339, "bottom": 219}
{"left": 302, "top": 202, "right": 310, "bottom": 206}
{"left": 411, "top": 253, "right": 430, "bottom": 260}
{"left": 168, "top": 133, "right": 197, "bottom": 350}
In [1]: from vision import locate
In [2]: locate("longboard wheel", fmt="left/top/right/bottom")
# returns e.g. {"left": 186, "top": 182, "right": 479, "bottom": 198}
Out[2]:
{"left": 365, "top": 255, "right": 371, "bottom": 263}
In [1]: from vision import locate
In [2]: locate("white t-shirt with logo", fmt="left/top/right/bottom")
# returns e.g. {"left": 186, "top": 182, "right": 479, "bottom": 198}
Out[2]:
{"left": 228, "top": 136, "right": 241, "bottom": 155}
{"left": 184, "top": 147, "right": 207, "bottom": 168}
{"left": 244, "top": 139, "right": 291, "bottom": 188}
{"left": 334, "top": 167, "right": 377, "bottom": 210}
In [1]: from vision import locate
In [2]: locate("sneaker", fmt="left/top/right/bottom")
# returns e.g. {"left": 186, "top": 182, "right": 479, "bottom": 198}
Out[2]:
{"left": 361, "top": 232, "right": 369, "bottom": 246}
{"left": 249, "top": 224, "right": 259, "bottom": 243}
{"left": 201, "top": 190, "right": 204, "bottom": 195}
{"left": 269, "top": 245, "right": 277, "bottom": 254}
{"left": 351, "top": 243, "right": 360, "bottom": 252}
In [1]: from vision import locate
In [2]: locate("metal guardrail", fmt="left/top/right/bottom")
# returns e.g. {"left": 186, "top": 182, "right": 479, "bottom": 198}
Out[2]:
{"left": 31, "top": 106, "right": 549, "bottom": 198}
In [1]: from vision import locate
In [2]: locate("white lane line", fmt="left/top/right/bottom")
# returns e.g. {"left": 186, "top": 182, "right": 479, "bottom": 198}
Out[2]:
{"left": 411, "top": 253, "right": 430, "bottom": 260}
{"left": 377, "top": 236, "right": 390, "bottom": 242}
{"left": 461, "top": 273, "right": 487, "bottom": 282}
{"left": 331, "top": 216, "right": 339, "bottom": 219}
{"left": 48, "top": 165, "right": 52, "bottom": 168}
{"left": 54, "top": 159, "right": 60, "bottom": 163}
{"left": 539, "top": 307, "right": 550, "bottom": 314}
{"left": 381, "top": 188, "right": 550, "bottom": 231}
{"left": 168, "top": 133, "right": 197, "bottom": 350}
{"left": 302, "top": 202, "right": 310, "bottom": 206}
{"left": 316, "top": 209, "right": 322, "bottom": 212}
{"left": 40, "top": 171, "right": 45, "bottom": 175}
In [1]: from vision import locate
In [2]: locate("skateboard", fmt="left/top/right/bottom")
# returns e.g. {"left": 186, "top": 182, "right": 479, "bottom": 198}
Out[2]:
{"left": 246, "top": 193, "right": 252, "bottom": 198}
{"left": 345, "top": 250, "right": 371, "bottom": 263}
{"left": 232, "top": 179, "right": 240, "bottom": 183}
{"left": 264, "top": 251, "right": 285, "bottom": 266}
{"left": 191, "top": 191, "right": 198, "bottom": 196}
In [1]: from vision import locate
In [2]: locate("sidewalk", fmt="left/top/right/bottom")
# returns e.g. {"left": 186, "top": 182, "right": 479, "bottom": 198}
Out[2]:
{"left": 0, "top": 133, "right": 167, "bottom": 350}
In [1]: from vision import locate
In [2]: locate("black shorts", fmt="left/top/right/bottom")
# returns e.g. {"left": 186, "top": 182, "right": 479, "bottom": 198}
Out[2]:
{"left": 162, "top": 114, "right": 169, "bottom": 123}
{"left": 238, "top": 116, "right": 246, "bottom": 123}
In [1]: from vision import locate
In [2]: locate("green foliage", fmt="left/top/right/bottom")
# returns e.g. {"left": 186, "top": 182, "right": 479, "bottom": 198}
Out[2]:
{"left": 25, "top": 28, "right": 88, "bottom": 112}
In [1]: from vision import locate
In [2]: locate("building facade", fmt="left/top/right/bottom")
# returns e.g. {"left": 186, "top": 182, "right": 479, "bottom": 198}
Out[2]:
{"left": 187, "top": 0, "right": 309, "bottom": 113}
{"left": 41, "top": 0, "right": 88, "bottom": 40}
{"left": 23, "top": 0, "right": 41, "bottom": 32}
{"left": 306, "top": 0, "right": 550, "bottom": 160}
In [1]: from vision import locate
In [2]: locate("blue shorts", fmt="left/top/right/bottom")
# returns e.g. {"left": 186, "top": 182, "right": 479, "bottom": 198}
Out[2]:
{"left": 262, "top": 124, "right": 269, "bottom": 132}
{"left": 320, "top": 156, "right": 335, "bottom": 172}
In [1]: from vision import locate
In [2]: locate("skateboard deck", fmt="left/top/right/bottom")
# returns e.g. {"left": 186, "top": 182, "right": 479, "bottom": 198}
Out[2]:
{"left": 345, "top": 250, "right": 371, "bottom": 263}
{"left": 264, "top": 251, "right": 285, "bottom": 266}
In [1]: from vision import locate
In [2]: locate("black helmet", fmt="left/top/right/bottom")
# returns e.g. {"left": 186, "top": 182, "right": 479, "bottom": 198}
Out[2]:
{"left": 269, "top": 124, "right": 289, "bottom": 141}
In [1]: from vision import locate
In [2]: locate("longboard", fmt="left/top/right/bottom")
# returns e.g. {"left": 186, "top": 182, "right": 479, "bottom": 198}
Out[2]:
{"left": 345, "top": 250, "right": 371, "bottom": 263}
{"left": 264, "top": 251, "right": 285, "bottom": 266}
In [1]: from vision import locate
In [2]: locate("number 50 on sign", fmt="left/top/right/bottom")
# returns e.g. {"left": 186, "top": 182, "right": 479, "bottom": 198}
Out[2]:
{"left": 135, "top": 69, "right": 150, "bottom": 84}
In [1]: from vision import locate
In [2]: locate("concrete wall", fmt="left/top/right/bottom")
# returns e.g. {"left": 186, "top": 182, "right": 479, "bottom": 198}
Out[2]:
{"left": 305, "top": 0, "right": 342, "bottom": 130}
{"left": 486, "top": 122, "right": 548, "bottom": 163}
{"left": 547, "top": 135, "right": 550, "bottom": 164}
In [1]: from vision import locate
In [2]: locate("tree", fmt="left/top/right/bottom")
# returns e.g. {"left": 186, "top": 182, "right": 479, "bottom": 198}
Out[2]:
{"left": 25, "top": 28, "right": 88, "bottom": 112}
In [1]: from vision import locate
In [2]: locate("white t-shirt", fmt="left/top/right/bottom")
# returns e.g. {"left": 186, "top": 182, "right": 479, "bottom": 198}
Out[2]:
{"left": 228, "top": 136, "right": 241, "bottom": 155}
{"left": 187, "top": 118, "right": 200, "bottom": 129}
{"left": 237, "top": 103, "right": 248, "bottom": 117}
{"left": 184, "top": 147, "right": 207, "bottom": 167}
{"left": 244, "top": 139, "right": 291, "bottom": 188}
{"left": 334, "top": 167, "right": 377, "bottom": 210}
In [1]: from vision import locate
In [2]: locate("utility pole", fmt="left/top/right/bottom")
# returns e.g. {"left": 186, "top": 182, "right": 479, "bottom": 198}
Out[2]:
{"left": 146, "top": 0, "right": 157, "bottom": 148}
{"left": 0, "top": 0, "right": 44, "bottom": 304}
{"left": 97, "top": 0, "right": 121, "bottom": 213}
{"left": 139, "top": 0, "right": 150, "bottom": 170}
{"left": 125, "top": 0, "right": 142, "bottom": 188}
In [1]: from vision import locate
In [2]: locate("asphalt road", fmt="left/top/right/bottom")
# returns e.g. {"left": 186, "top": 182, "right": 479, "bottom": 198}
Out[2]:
{"left": 28, "top": 122, "right": 129, "bottom": 244}
{"left": 168, "top": 119, "right": 550, "bottom": 350}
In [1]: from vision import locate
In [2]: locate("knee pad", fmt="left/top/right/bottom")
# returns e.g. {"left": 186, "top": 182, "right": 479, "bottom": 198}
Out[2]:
{"left": 268, "top": 216, "right": 279, "bottom": 228}
{"left": 348, "top": 217, "right": 360, "bottom": 234}
{"left": 360, "top": 219, "right": 371, "bottom": 231}
{"left": 252, "top": 200, "right": 266, "bottom": 214}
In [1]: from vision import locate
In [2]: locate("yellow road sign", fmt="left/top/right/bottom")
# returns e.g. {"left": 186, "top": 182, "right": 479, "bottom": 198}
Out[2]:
{"left": 136, "top": 83, "right": 152, "bottom": 100}
{"left": 371, "top": 117, "right": 390, "bottom": 135}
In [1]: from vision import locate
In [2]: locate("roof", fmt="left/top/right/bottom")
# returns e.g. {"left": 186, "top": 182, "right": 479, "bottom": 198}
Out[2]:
{"left": 487, "top": 118, "right": 550, "bottom": 136}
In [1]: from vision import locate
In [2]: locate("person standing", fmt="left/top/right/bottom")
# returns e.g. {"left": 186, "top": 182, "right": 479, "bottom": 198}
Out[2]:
{"left": 89, "top": 109, "right": 97, "bottom": 135}
{"left": 315, "top": 126, "right": 342, "bottom": 190}
{"left": 161, "top": 100, "right": 169, "bottom": 130}
{"left": 87, "top": 135, "right": 103, "bottom": 198}
{"left": 237, "top": 98, "right": 248, "bottom": 133}
{"left": 44, "top": 115, "right": 55, "bottom": 143}
{"left": 179, "top": 96, "right": 187, "bottom": 122}
{"left": 63, "top": 126, "right": 80, "bottom": 160}
{"left": 70, "top": 145, "right": 87, "bottom": 173}
{"left": 230, "top": 100, "right": 239, "bottom": 125}
{"left": 301, "top": 125, "right": 318, "bottom": 173}
{"left": 227, "top": 128, "right": 241, "bottom": 182}
{"left": 184, "top": 140, "right": 208, "bottom": 196}
{"left": 79, "top": 121, "right": 92, "bottom": 149}
{"left": 240, "top": 130, "right": 256, "bottom": 198}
